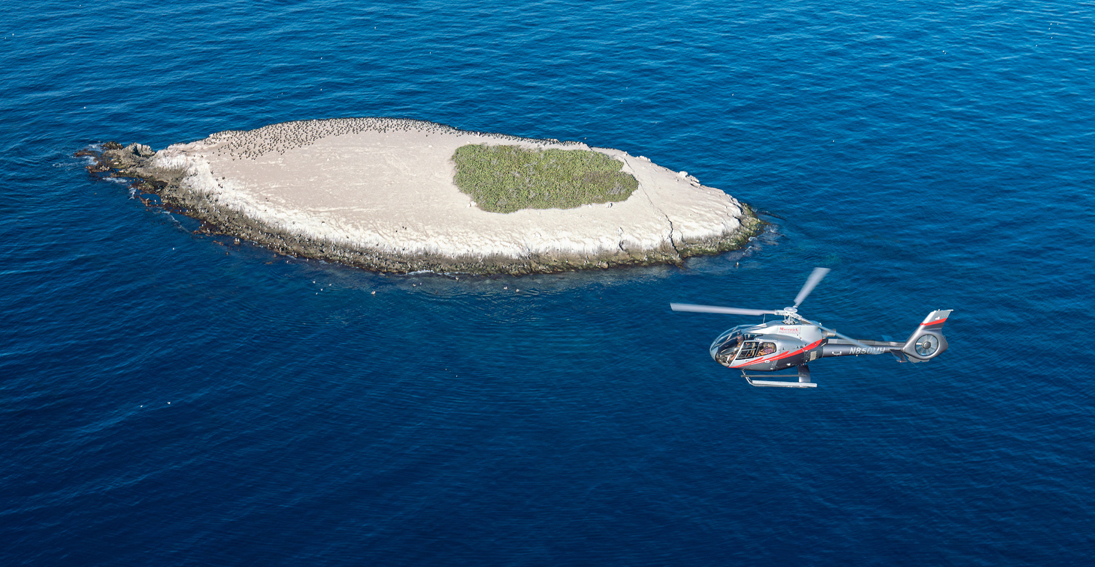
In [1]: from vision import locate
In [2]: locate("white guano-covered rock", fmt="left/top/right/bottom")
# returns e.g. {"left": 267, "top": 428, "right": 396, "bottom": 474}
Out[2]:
{"left": 143, "top": 118, "right": 754, "bottom": 272}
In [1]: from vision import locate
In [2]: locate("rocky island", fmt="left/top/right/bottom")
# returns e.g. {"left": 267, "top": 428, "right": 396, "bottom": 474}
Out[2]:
{"left": 88, "top": 118, "right": 761, "bottom": 275}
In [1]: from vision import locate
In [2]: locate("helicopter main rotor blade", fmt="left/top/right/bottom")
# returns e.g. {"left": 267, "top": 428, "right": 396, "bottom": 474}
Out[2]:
{"left": 828, "top": 329, "right": 875, "bottom": 351}
{"left": 793, "top": 267, "right": 830, "bottom": 309}
{"left": 796, "top": 315, "right": 875, "bottom": 351}
{"left": 670, "top": 303, "right": 777, "bottom": 316}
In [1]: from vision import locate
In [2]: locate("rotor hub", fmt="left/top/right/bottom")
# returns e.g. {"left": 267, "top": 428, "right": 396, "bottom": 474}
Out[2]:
{"left": 779, "top": 307, "right": 801, "bottom": 324}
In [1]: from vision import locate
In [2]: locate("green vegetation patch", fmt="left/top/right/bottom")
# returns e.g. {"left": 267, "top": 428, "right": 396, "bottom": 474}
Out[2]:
{"left": 453, "top": 144, "right": 638, "bottom": 213}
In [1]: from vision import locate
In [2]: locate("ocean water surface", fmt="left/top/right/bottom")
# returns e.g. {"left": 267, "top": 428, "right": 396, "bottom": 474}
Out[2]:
{"left": 2, "top": 1, "right": 1094, "bottom": 565}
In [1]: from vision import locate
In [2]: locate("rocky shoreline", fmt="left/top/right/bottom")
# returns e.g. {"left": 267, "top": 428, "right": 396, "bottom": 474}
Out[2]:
{"left": 80, "top": 121, "right": 763, "bottom": 276}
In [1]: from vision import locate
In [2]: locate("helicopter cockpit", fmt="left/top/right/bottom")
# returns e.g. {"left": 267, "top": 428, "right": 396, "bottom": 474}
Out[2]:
{"left": 708, "top": 327, "right": 746, "bottom": 364}
{"left": 709, "top": 326, "right": 780, "bottom": 367}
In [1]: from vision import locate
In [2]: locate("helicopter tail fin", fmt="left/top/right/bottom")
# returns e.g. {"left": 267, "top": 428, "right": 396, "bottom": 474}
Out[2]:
{"left": 901, "top": 310, "right": 952, "bottom": 363}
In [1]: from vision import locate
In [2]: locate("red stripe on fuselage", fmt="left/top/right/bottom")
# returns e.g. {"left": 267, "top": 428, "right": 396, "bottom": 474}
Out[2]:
{"left": 730, "top": 339, "right": 824, "bottom": 368}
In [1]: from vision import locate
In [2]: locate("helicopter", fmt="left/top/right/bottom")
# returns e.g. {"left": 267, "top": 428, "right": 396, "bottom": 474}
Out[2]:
{"left": 671, "top": 268, "right": 952, "bottom": 388}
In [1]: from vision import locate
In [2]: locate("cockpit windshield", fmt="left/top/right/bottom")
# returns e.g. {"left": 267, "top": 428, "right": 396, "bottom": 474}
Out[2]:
{"left": 710, "top": 326, "right": 755, "bottom": 365}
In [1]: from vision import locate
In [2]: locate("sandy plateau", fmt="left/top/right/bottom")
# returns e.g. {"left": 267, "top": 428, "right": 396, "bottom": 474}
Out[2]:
{"left": 92, "top": 118, "right": 761, "bottom": 274}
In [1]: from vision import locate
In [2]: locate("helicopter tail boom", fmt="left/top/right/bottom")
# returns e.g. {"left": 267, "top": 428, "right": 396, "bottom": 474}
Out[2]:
{"left": 816, "top": 309, "right": 953, "bottom": 363}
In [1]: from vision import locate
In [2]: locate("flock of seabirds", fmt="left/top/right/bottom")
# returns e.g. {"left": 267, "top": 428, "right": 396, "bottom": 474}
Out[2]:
{"left": 203, "top": 117, "right": 583, "bottom": 161}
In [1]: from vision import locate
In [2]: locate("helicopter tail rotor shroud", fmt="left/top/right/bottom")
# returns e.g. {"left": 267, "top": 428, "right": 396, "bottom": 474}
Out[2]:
{"left": 901, "top": 309, "right": 952, "bottom": 362}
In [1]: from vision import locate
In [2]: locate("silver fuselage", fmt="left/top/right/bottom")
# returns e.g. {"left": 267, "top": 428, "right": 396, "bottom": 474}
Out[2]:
{"left": 710, "top": 321, "right": 903, "bottom": 372}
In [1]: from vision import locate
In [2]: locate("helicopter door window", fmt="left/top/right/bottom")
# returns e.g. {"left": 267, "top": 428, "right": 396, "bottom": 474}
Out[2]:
{"left": 737, "top": 341, "right": 760, "bottom": 360}
{"left": 759, "top": 343, "right": 776, "bottom": 357}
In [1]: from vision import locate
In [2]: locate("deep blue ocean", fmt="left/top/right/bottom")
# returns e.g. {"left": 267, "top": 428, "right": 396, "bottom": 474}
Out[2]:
{"left": 3, "top": 1, "right": 1094, "bottom": 565}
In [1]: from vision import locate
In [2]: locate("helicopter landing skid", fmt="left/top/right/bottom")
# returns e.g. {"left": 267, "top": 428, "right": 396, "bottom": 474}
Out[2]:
{"left": 742, "top": 365, "right": 817, "bottom": 388}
